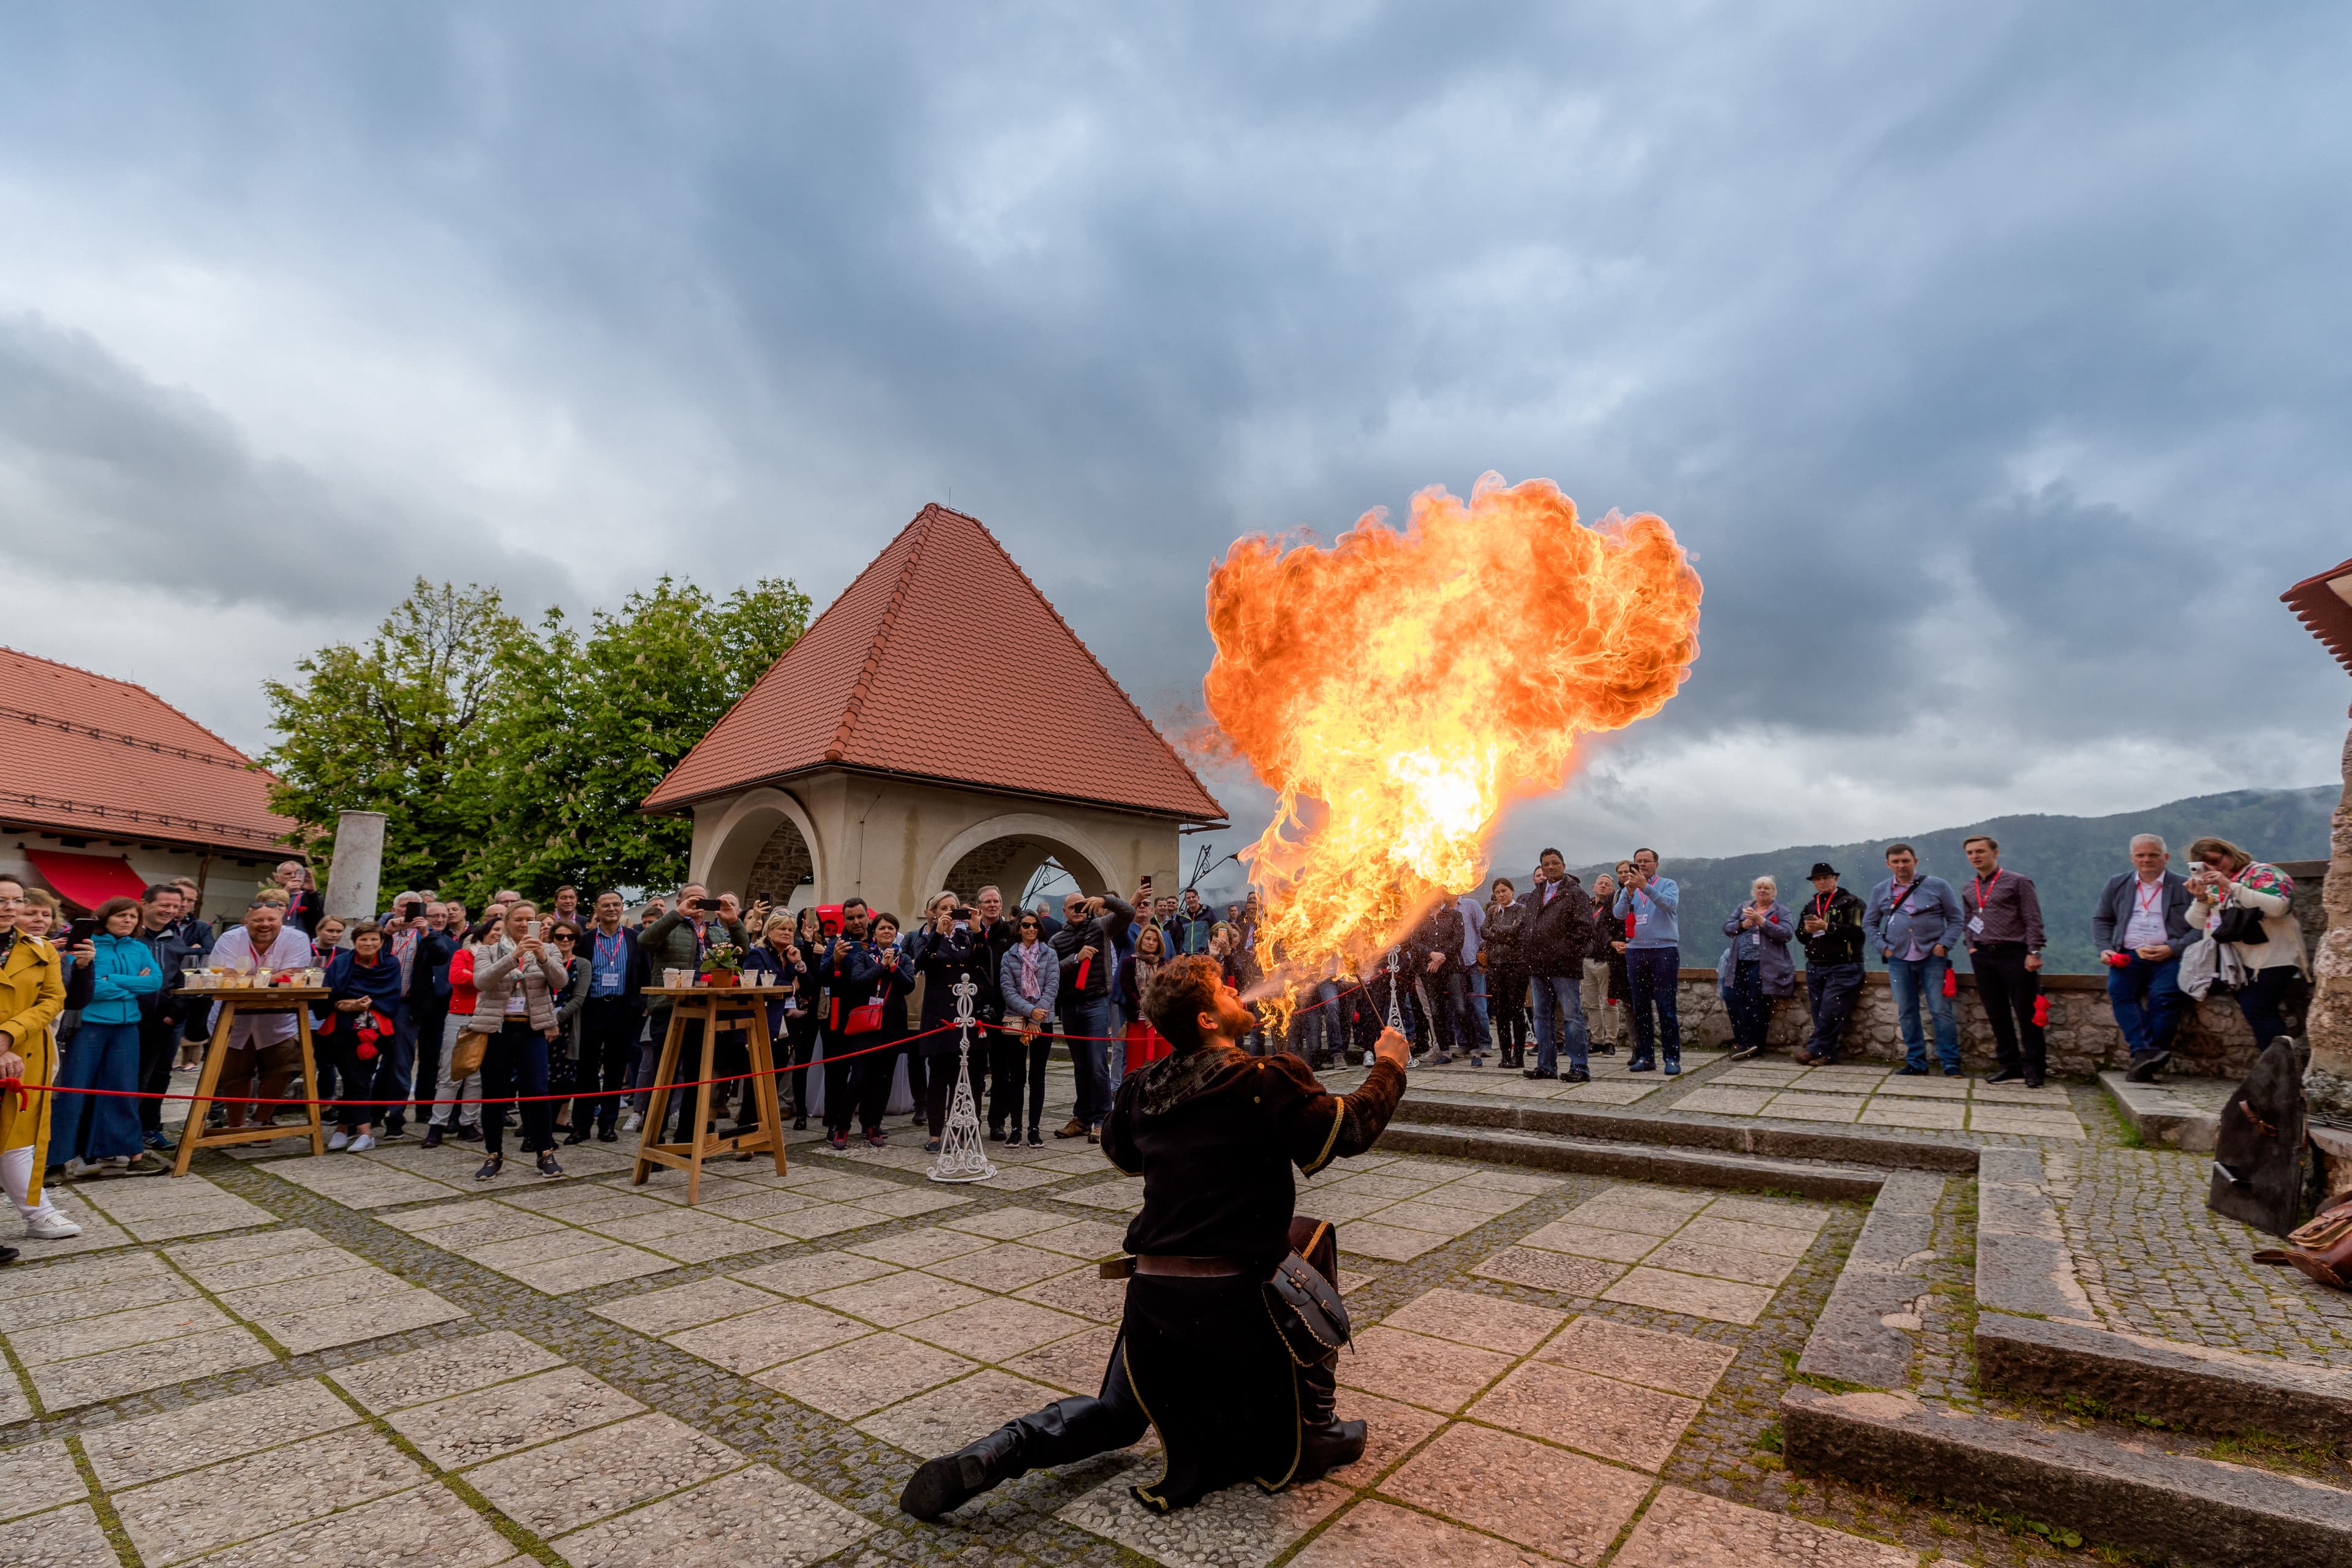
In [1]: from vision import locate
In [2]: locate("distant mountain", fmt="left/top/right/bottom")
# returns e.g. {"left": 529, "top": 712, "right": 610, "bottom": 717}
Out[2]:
{"left": 1569, "top": 786, "right": 2338, "bottom": 976}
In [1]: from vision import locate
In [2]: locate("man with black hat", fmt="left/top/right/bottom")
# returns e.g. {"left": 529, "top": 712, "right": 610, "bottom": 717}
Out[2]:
{"left": 1795, "top": 862, "right": 1865, "bottom": 1066}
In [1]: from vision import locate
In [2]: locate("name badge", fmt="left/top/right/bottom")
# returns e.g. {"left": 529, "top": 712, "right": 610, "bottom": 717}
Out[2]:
{"left": 598, "top": 967, "right": 622, "bottom": 986}
{"left": 1967, "top": 916, "right": 1985, "bottom": 934}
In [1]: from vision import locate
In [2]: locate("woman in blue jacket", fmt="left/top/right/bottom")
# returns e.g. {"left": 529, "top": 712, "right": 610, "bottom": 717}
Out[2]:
{"left": 52, "top": 897, "right": 166, "bottom": 1174}
{"left": 320, "top": 921, "right": 407, "bottom": 1152}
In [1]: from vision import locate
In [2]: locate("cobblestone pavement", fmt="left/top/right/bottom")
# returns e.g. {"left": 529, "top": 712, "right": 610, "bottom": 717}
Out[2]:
{"left": 2048, "top": 1141, "right": 2352, "bottom": 1366}
{"left": 1, "top": 1068, "right": 2162, "bottom": 1568}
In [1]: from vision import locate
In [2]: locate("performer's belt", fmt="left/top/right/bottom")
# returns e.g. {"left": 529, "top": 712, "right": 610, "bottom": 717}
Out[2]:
{"left": 1116, "top": 1254, "right": 1248, "bottom": 1278}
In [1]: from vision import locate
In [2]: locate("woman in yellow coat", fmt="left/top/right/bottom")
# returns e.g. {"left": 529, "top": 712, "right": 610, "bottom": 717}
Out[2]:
{"left": 0, "top": 880, "right": 70, "bottom": 1256}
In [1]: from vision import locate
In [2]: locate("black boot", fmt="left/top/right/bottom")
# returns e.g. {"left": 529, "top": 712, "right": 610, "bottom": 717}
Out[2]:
{"left": 901, "top": 1423, "right": 1027, "bottom": 1520}
{"left": 1294, "top": 1352, "right": 1366, "bottom": 1482}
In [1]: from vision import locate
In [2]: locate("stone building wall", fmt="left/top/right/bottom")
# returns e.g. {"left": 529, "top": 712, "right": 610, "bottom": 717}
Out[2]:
{"left": 1665, "top": 968, "right": 2284, "bottom": 1080}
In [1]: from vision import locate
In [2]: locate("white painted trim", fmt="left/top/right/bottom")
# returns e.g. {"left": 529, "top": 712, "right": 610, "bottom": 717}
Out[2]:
{"left": 693, "top": 786, "right": 827, "bottom": 897}
{"left": 921, "top": 812, "right": 1118, "bottom": 899}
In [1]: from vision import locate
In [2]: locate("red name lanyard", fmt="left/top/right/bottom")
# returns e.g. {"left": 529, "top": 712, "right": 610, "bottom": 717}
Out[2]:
{"left": 1813, "top": 893, "right": 1833, "bottom": 921}
{"left": 2135, "top": 880, "right": 2163, "bottom": 917}
{"left": 1972, "top": 869, "right": 2001, "bottom": 911}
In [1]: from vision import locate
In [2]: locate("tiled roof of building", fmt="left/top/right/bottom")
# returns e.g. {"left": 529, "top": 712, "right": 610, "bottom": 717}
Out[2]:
{"left": 2283, "top": 557, "right": 2352, "bottom": 677}
{"left": 644, "top": 503, "right": 1224, "bottom": 823}
{"left": 0, "top": 647, "right": 295, "bottom": 854}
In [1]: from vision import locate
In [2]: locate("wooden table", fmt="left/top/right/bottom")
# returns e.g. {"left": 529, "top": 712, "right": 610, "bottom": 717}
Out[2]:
{"left": 635, "top": 985, "right": 791, "bottom": 1203}
{"left": 173, "top": 986, "right": 330, "bottom": 1175}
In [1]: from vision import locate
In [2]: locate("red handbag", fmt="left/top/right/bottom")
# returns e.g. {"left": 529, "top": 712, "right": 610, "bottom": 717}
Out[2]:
{"left": 842, "top": 1001, "right": 885, "bottom": 1036}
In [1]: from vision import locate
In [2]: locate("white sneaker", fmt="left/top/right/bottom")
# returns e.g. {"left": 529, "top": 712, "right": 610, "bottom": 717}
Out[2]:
{"left": 347, "top": 1133, "right": 376, "bottom": 1153}
{"left": 620, "top": 1111, "right": 643, "bottom": 1133}
{"left": 24, "top": 1209, "right": 81, "bottom": 1240}
{"left": 1362, "top": 1050, "right": 1374, "bottom": 1067}
{"left": 327, "top": 1129, "right": 351, "bottom": 1151}
{"left": 62, "top": 1158, "right": 89, "bottom": 1178}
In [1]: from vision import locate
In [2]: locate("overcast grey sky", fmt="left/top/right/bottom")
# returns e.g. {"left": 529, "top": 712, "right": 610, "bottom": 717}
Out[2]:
{"left": 4, "top": 4, "right": 2346, "bottom": 877}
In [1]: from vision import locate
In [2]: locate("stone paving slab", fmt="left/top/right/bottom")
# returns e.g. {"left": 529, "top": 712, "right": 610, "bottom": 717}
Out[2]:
{"left": 4, "top": 1100, "right": 2112, "bottom": 1568}
{"left": 112, "top": 1424, "right": 423, "bottom": 1565}
{"left": 464, "top": 1412, "right": 744, "bottom": 1536}
{"left": 12, "top": 1501, "right": 119, "bottom": 1568}
{"left": 0, "top": 1438, "right": 86, "bottom": 1521}
{"left": 81, "top": 1377, "right": 357, "bottom": 1488}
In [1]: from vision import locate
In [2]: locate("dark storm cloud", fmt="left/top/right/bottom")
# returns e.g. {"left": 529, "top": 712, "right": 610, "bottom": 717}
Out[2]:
{"left": 0, "top": 315, "right": 572, "bottom": 614}
{"left": 0, "top": 2, "right": 2346, "bottom": 831}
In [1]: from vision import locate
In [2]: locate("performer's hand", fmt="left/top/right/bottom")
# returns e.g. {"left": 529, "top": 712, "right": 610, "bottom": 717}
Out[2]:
{"left": 0, "top": 1049, "right": 23, "bottom": 1080}
{"left": 1373, "top": 1027, "right": 1410, "bottom": 1070}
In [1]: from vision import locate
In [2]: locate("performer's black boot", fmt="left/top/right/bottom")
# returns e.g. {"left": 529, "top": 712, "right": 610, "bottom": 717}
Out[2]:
{"left": 901, "top": 1423, "right": 1026, "bottom": 1520}
{"left": 1294, "top": 1352, "right": 1366, "bottom": 1482}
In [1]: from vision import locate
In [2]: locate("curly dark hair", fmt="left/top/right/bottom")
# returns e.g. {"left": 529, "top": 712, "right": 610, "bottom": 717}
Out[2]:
{"left": 1142, "top": 955, "right": 1224, "bottom": 1054}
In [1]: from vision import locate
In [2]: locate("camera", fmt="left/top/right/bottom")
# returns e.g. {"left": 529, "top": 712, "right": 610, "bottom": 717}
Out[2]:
{"left": 952, "top": 905, "right": 975, "bottom": 922}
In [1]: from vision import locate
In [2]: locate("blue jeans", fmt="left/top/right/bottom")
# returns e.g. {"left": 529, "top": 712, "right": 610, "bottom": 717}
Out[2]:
{"left": 2106, "top": 955, "right": 2185, "bottom": 1058}
{"left": 1626, "top": 947, "right": 1682, "bottom": 1061}
{"left": 1887, "top": 954, "right": 1959, "bottom": 1071}
{"left": 1444, "top": 971, "right": 1484, "bottom": 1056}
{"left": 1470, "top": 970, "right": 1491, "bottom": 1039}
{"left": 1529, "top": 973, "right": 1588, "bottom": 1073}
{"left": 1061, "top": 996, "right": 1113, "bottom": 1126}
{"left": 52, "top": 1020, "right": 146, "bottom": 1163}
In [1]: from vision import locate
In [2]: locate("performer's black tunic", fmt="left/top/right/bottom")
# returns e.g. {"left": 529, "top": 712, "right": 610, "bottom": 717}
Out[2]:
{"left": 1100, "top": 1045, "right": 1405, "bottom": 1510}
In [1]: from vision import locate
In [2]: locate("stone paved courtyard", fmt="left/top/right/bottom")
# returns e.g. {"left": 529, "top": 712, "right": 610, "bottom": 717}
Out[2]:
{"left": 4, "top": 1048, "right": 2343, "bottom": 1567}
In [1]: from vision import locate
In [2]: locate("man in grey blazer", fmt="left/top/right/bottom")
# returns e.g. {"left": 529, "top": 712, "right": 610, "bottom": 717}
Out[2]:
{"left": 2091, "top": 834, "right": 2199, "bottom": 1082}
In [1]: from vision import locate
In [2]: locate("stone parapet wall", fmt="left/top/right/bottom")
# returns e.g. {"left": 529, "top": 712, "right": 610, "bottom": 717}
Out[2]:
{"left": 1660, "top": 968, "right": 2283, "bottom": 1081}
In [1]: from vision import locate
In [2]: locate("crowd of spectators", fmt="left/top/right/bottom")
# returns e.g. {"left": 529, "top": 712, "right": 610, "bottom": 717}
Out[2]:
{"left": 0, "top": 829, "right": 2312, "bottom": 1262}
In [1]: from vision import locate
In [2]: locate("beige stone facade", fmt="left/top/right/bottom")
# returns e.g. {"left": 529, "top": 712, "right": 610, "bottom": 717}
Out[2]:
{"left": 684, "top": 772, "right": 1186, "bottom": 923}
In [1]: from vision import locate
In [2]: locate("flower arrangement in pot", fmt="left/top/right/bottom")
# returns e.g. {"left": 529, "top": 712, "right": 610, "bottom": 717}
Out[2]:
{"left": 700, "top": 940, "right": 744, "bottom": 987}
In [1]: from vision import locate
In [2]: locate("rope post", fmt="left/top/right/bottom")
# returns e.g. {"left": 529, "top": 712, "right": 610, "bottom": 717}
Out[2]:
{"left": 1374, "top": 949, "right": 1404, "bottom": 1066}
{"left": 929, "top": 975, "right": 997, "bottom": 1184}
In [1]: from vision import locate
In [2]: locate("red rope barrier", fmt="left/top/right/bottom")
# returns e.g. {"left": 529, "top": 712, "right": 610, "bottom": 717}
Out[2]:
{"left": 23, "top": 969, "right": 1405, "bottom": 1110}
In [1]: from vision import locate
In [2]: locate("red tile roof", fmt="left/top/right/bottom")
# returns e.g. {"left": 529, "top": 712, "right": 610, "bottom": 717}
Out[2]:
{"left": 2283, "top": 558, "right": 2352, "bottom": 677}
{"left": 644, "top": 503, "right": 1224, "bottom": 823}
{"left": 0, "top": 647, "right": 295, "bottom": 854}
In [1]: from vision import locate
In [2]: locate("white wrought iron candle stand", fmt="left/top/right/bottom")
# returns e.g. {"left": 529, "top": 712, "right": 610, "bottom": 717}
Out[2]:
{"left": 929, "top": 975, "right": 998, "bottom": 1183}
{"left": 1367, "top": 949, "right": 1405, "bottom": 1066}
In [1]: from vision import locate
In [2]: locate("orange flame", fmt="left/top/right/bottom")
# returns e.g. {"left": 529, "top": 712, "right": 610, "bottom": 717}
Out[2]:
{"left": 1202, "top": 473, "right": 1702, "bottom": 1009}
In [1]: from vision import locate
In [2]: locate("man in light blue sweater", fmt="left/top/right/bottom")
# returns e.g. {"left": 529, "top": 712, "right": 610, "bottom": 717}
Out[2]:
{"left": 1863, "top": 843, "right": 1967, "bottom": 1077}
{"left": 1611, "top": 848, "right": 1682, "bottom": 1074}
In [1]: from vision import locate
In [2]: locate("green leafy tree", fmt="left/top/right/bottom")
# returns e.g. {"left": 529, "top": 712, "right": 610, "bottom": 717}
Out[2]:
{"left": 467, "top": 576, "right": 812, "bottom": 899}
{"left": 260, "top": 581, "right": 524, "bottom": 895}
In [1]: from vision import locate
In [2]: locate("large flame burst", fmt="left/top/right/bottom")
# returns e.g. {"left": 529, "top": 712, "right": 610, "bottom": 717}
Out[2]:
{"left": 1202, "top": 473, "right": 1703, "bottom": 1014}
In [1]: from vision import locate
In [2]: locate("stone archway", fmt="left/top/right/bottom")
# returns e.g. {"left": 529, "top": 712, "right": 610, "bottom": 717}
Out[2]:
{"left": 922, "top": 812, "right": 1119, "bottom": 909}
{"left": 695, "top": 787, "right": 826, "bottom": 908}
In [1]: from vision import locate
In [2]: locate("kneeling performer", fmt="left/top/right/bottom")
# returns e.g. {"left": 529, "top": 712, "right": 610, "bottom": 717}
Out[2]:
{"left": 901, "top": 954, "right": 1410, "bottom": 1518}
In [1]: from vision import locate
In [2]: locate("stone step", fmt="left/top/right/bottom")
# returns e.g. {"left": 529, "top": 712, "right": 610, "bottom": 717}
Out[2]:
{"left": 1781, "top": 1383, "right": 2352, "bottom": 1568}
{"left": 1390, "top": 1091, "right": 1979, "bottom": 1173}
{"left": 1374, "top": 1118, "right": 1888, "bottom": 1201}
{"left": 1779, "top": 1152, "right": 2352, "bottom": 1566}
{"left": 2098, "top": 1068, "right": 2222, "bottom": 1152}
{"left": 1973, "top": 1145, "right": 2352, "bottom": 1444}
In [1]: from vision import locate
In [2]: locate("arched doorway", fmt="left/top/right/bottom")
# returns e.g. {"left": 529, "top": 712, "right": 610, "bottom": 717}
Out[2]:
{"left": 696, "top": 788, "right": 826, "bottom": 910}
{"left": 924, "top": 812, "right": 1118, "bottom": 911}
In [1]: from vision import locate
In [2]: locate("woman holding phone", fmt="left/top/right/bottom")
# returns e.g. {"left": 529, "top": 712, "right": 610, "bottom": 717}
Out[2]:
{"left": 459, "top": 903, "right": 570, "bottom": 1179}
{"left": 51, "top": 899, "right": 167, "bottom": 1176}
